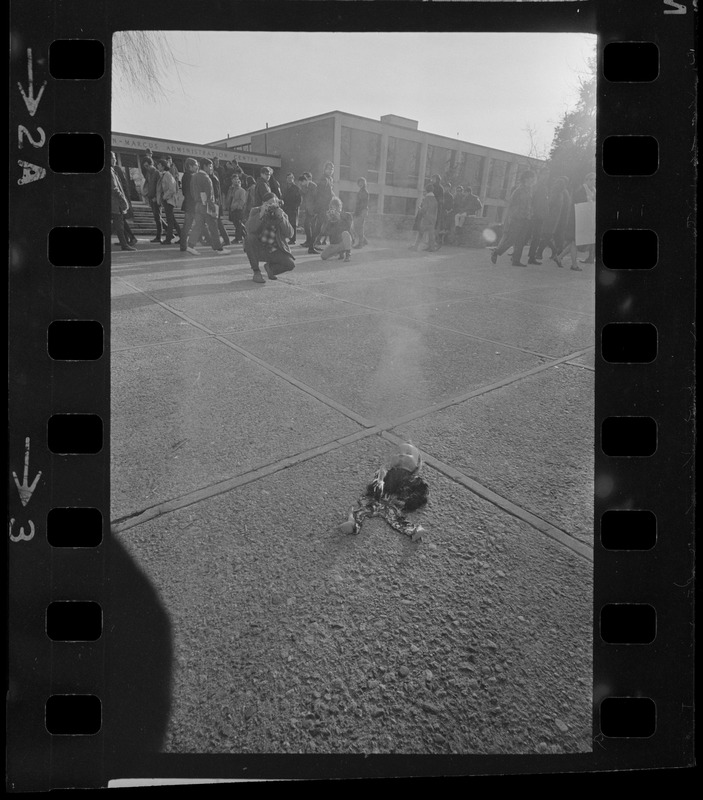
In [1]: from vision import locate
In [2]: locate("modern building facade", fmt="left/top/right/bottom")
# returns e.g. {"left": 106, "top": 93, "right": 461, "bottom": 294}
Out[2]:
{"left": 207, "top": 111, "right": 543, "bottom": 223}
{"left": 110, "top": 131, "right": 281, "bottom": 199}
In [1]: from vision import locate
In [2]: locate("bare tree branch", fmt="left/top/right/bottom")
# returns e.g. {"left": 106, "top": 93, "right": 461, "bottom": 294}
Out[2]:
{"left": 112, "top": 31, "right": 183, "bottom": 103}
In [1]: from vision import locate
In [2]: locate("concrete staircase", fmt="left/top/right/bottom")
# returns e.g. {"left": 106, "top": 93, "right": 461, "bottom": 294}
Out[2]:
{"left": 126, "top": 200, "right": 239, "bottom": 240}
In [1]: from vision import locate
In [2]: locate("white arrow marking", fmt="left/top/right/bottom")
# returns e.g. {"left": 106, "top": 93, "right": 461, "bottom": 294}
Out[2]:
{"left": 12, "top": 437, "right": 42, "bottom": 507}
{"left": 17, "top": 48, "right": 46, "bottom": 117}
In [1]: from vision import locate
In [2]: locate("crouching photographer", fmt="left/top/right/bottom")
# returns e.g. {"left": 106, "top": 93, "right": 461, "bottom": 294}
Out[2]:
{"left": 244, "top": 192, "right": 296, "bottom": 283}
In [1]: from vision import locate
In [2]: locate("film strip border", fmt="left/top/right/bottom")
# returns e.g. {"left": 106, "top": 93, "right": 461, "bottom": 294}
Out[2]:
{"left": 595, "top": 0, "right": 695, "bottom": 762}
{"left": 7, "top": 0, "right": 695, "bottom": 789}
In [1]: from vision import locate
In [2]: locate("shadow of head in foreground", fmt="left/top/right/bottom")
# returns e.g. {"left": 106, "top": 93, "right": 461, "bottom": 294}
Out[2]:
{"left": 104, "top": 525, "right": 173, "bottom": 775}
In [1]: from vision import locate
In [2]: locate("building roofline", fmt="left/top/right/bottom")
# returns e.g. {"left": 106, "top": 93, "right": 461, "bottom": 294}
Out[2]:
{"left": 205, "top": 111, "right": 544, "bottom": 162}
{"left": 111, "top": 131, "right": 279, "bottom": 161}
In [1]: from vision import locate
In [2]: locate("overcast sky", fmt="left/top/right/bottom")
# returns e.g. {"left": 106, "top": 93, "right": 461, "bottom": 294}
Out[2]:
{"left": 112, "top": 31, "right": 596, "bottom": 158}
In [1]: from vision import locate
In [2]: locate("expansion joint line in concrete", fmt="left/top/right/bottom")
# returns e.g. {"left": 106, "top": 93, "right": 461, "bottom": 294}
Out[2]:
{"left": 279, "top": 279, "right": 592, "bottom": 362}
{"left": 379, "top": 430, "right": 593, "bottom": 563}
{"left": 113, "top": 281, "right": 594, "bottom": 559}
{"left": 116, "top": 277, "right": 372, "bottom": 429}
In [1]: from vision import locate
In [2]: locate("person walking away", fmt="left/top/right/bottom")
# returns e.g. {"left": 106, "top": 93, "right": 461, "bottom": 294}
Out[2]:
{"left": 281, "top": 172, "right": 302, "bottom": 244}
{"left": 185, "top": 158, "right": 229, "bottom": 255}
{"left": 155, "top": 158, "right": 182, "bottom": 245}
{"left": 490, "top": 170, "right": 536, "bottom": 267}
{"left": 320, "top": 198, "right": 353, "bottom": 262}
{"left": 537, "top": 175, "right": 568, "bottom": 261}
{"left": 313, "top": 161, "right": 335, "bottom": 247}
{"left": 409, "top": 184, "right": 438, "bottom": 251}
{"left": 527, "top": 170, "right": 550, "bottom": 264}
{"left": 111, "top": 151, "right": 136, "bottom": 251}
{"left": 244, "top": 192, "right": 296, "bottom": 283}
{"left": 179, "top": 158, "right": 199, "bottom": 253}
{"left": 352, "top": 177, "right": 369, "bottom": 248}
{"left": 141, "top": 157, "right": 165, "bottom": 243}
{"left": 208, "top": 162, "right": 231, "bottom": 246}
{"left": 225, "top": 175, "right": 247, "bottom": 243}
{"left": 299, "top": 173, "right": 319, "bottom": 253}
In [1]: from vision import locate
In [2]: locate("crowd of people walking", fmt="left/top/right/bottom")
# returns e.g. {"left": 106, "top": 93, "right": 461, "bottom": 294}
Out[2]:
{"left": 111, "top": 152, "right": 373, "bottom": 283}
{"left": 111, "top": 148, "right": 595, "bottom": 281}
{"left": 490, "top": 169, "right": 596, "bottom": 269}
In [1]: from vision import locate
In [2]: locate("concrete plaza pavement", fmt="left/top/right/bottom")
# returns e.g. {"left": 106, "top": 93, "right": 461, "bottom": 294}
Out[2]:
{"left": 110, "top": 234, "right": 595, "bottom": 754}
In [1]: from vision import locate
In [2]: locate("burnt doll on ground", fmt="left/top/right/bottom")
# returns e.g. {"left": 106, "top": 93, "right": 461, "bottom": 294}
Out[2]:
{"left": 338, "top": 442, "right": 429, "bottom": 541}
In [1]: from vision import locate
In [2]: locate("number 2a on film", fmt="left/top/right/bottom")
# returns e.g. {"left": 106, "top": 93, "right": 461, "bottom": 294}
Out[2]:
{"left": 16, "top": 48, "right": 46, "bottom": 185}
{"left": 663, "top": 0, "right": 687, "bottom": 13}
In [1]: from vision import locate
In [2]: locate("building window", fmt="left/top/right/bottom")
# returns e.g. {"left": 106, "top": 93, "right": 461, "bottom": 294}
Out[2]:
{"left": 455, "top": 152, "right": 485, "bottom": 192}
{"left": 383, "top": 195, "right": 417, "bottom": 216}
{"left": 340, "top": 127, "right": 381, "bottom": 183}
{"left": 486, "top": 158, "right": 509, "bottom": 199}
{"left": 425, "top": 145, "right": 454, "bottom": 183}
{"left": 386, "top": 137, "right": 421, "bottom": 189}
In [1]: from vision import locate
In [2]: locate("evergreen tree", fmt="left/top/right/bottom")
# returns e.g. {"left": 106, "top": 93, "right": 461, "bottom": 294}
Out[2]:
{"left": 547, "top": 56, "right": 596, "bottom": 187}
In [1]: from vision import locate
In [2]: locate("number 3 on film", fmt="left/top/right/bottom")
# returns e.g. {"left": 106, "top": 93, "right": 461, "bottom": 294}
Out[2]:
{"left": 663, "top": 0, "right": 687, "bottom": 13}
{"left": 9, "top": 519, "right": 35, "bottom": 543}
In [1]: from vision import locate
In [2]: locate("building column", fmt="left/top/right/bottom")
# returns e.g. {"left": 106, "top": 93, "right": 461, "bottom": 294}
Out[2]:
{"left": 333, "top": 116, "right": 342, "bottom": 178}
{"left": 418, "top": 142, "right": 428, "bottom": 192}
{"left": 377, "top": 132, "right": 389, "bottom": 213}
{"left": 479, "top": 156, "right": 490, "bottom": 200}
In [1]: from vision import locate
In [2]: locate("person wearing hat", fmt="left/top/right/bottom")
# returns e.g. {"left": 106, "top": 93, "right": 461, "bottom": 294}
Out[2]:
{"left": 243, "top": 192, "right": 295, "bottom": 283}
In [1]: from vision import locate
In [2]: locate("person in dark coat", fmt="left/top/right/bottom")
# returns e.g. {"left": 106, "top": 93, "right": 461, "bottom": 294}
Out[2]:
{"left": 268, "top": 171, "right": 283, "bottom": 202}
{"left": 536, "top": 176, "right": 569, "bottom": 260}
{"left": 430, "top": 174, "right": 444, "bottom": 236}
{"left": 141, "top": 157, "right": 165, "bottom": 243}
{"left": 179, "top": 157, "right": 199, "bottom": 252}
{"left": 254, "top": 166, "right": 273, "bottom": 208}
{"left": 111, "top": 151, "right": 136, "bottom": 250}
{"left": 527, "top": 171, "right": 550, "bottom": 264}
{"left": 281, "top": 172, "right": 302, "bottom": 244}
{"left": 114, "top": 159, "right": 138, "bottom": 245}
{"left": 185, "top": 158, "right": 228, "bottom": 255}
{"left": 299, "top": 172, "right": 318, "bottom": 253}
{"left": 244, "top": 192, "right": 295, "bottom": 283}
{"left": 490, "top": 169, "right": 536, "bottom": 267}
{"left": 207, "top": 162, "right": 231, "bottom": 246}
